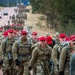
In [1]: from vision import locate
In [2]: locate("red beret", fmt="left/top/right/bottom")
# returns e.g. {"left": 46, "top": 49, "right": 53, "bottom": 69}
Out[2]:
{"left": 46, "top": 36, "right": 53, "bottom": 45}
{"left": 39, "top": 36, "right": 46, "bottom": 41}
{"left": 3, "top": 31, "right": 8, "bottom": 37}
{"left": 32, "top": 32, "right": 37, "bottom": 35}
{"left": 21, "top": 31, "right": 27, "bottom": 35}
{"left": 70, "top": 35, "right": 75, "bottom": 40}
{"left": 65, "top": 36, "right": 70, "bottom": 41}
{"left": 59, "top": 33, "right": 66, "bottom": 38}
{"left": 72, "top": 38, "right": 75, "bottom": 41}
{"left": 8, "top": 29, "right": 13, "bottom": 33}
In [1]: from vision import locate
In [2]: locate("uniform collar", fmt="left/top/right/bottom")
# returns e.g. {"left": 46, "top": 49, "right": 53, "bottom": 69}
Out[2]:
{"left": 7, "top": 37, "right": 14, "bottom": 40}
{"left": 20, "top": 37, "right": 27, "bottom": 43}
{"left": 38, "top": 44, "right": 48, "bottom": 51}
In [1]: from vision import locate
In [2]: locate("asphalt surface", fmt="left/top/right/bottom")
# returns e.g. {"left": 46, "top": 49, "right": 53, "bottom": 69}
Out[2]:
{"left": 0, "top": 7, "right": 16, "bottom": 27}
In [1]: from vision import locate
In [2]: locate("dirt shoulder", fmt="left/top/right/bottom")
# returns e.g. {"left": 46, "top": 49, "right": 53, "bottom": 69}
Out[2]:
{"left": 0, "top": 7, "right": 5, "bottom": 12}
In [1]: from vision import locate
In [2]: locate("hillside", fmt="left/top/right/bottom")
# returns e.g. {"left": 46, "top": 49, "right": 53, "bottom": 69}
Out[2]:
{"left": 25, "top": 6, "right": 56, "bottom": 37}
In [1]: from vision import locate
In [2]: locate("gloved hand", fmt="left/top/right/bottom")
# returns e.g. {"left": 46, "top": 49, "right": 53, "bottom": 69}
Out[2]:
{"left": 0, "top": 60, "right": 3, "bottom": 65}
{"left": 15, "top": 59, "right": 20, "bottom": 66}
{"left": 28, "top": 66, "right": 32, "bottom": 71}
{"left": 59, "top": 71, "right": 64, "bottom": 75}
{"left": 57, "top": 64, "right": 59, "bottom": 70}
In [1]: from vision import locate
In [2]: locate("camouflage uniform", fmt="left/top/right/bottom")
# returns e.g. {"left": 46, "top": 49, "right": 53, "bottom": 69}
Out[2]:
{"left": 31, "top": 42, "right": 40, "bottom": 50}
{"left": 29, "top": 44, "right": 52, "bottom": 75}
{"left": 12, "top": 37, "right": 31, "bottom": 75}
{"left": 59, "top": 45, "right": 75, "bottom": 75}
{"left": 0, "top": 37, "right": 15, "bottom": 75}
{"left": 52, "top": 43, "right": 63, "bottom": 75}
{"left": 31, "top": 32, "right": 38, "bottom": 44}
{"left": 0, "top": 38, "right": 3, "bottom": 69}
{"left": 12, "top": 15, "right": 15, "bottom": 20}
{"left": 31, "top": 38, "right": 38, "bottom": 45}
{"left": 8, "top": 20, "right": 10, "bottom": 25}
{"left": 31, "top": 42, "right": 41, "bottom": 49}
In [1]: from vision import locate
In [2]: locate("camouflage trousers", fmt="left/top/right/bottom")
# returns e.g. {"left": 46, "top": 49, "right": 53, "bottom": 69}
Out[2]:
{"left": 64, "top": 66, "right": 70, "bottom": 75}
{"left": 2, "top": 55, "right": 14, "bottom": 75}
{"left": 13, "top": 61, "right": 30, "bottom": 75}
{"left": 64, "top": 61, "right": 70, "bottom": 75}
{"left": 34, "top": 62, "right": 50, "bottom": 75}
{"left": 52, "top": 62, "right": 59, "bottom": 75}
{"left": 53, "top": 66, "right": 59, "bottom": 75}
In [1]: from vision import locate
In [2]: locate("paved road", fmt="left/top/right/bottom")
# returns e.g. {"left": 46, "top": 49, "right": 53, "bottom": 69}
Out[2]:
{"left": 0, "top": 7, "right": 16, "bottom": 27}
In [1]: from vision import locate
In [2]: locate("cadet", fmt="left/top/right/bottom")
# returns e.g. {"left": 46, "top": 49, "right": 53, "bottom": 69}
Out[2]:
{"left": 31, "top": 32, "right": 39, "bottom": 44}
{"left": 59, "top": 36, "right": 75, "bottom": 75}
{"left": 12, "top": 30, "right": 31, "bottom": 75}
{"left": 0, "top": 29, "right": 15, "bottom": 75}
{"left": 31, "top": 32, "right": 39, "bottom": 52}
{"left": 28, "top": 36, "right": 52, "bottom": 75}
{"left": 54, "top": 32, "right": 60, "bottom": 44}
{"left": 45, "top": 33, "right": 50, "bottom": 37}
{"left": 52, "top": 43, "right": 61, "bottom": 75}
{"left": 46, "top": 36, "right": 55, "bottom": 48}
{"left": 51, "top": 33, "right": 66, "bottom": 75}
{"left": 13, "top": 30, "right": 19, "bottom": 40}
{"left": 59, "top": 33, "right": 66, "bottom": 42}
{"left": 46, "top": 36, "right": 55, "bottom": 74}
{"left": 8, "top": 20, "right": 10, "bottom": 25}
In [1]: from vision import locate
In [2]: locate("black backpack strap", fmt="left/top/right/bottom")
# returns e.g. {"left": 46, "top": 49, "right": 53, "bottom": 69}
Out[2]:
{"left": 27, "top": 37, "right": 31, "bottom": 51}
{"left": 4, "top": 37, "right": 8, "bottom": 52}
{"left": 17, "top": 38, "right": 20, "bottom": 53}
{"left": 65, "top": 47, "right": 70, "bottom": 67}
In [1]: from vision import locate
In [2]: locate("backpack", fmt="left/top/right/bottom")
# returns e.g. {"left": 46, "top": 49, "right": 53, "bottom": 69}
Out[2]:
{"left": 65, "top": 46, "right": 71, "bottom": 63}
{"left": 63, "top": 46, "right": 71, "bottom": 74}
{"left": 17, "top": 37, "right": 31, "bottom": 52}
{"left": 3, "top": 37, "right": 13, "bottom": 60}
{"left": 4, "top": 37, "right": 15, "bottom": 51}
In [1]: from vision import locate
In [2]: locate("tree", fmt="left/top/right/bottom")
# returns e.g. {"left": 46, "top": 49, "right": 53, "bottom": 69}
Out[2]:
{"left": 30, "top": 0, "right": 56, "bottom": 28}
{"left": 30, "top": 0, "right": 75, "bottom": 35}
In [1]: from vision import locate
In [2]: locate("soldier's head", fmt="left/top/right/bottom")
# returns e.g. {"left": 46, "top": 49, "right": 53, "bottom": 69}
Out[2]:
{"left": 59, "top": 33, "right": 66, "bottom": 41}
{"left": 39, "top": 36, "right": 46, "bottom": 48}
{"left": 69, "top": 35, "right": 75, "bottom": 47}
{"left": 21, "top": 30, "right": 27, "bottom": 39}
{"left": 13, "top": 30, "right": 17, "bottom": 38}
{"left": 46, "top": 36, "right": 53, "bottom": 45}
{"left": 32, "top": 32, "right": 38, "bottom": 37}
{"left": 32, "top": 32, "right": 38, "bottom": 41}
{"left": 8, "top": 29, "right": 14, "bottom": 39}
{"left": 70, "top": 38, "right": 75, "bottom": 47}
{"left": 55, "top": 32, "right": 59, "bottom": 39}
{"left": 46, "top": 33, "right": 50, "bottom": 37}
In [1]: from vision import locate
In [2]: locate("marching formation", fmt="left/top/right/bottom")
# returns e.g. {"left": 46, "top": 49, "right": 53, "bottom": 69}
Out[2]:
{"left": 0, "top": 28, "right": 75, "bottom": 75}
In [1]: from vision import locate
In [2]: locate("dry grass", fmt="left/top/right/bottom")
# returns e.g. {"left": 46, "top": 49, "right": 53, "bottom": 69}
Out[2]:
{"left": 24, "top": 6, "right": 56, "bottom": 37}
